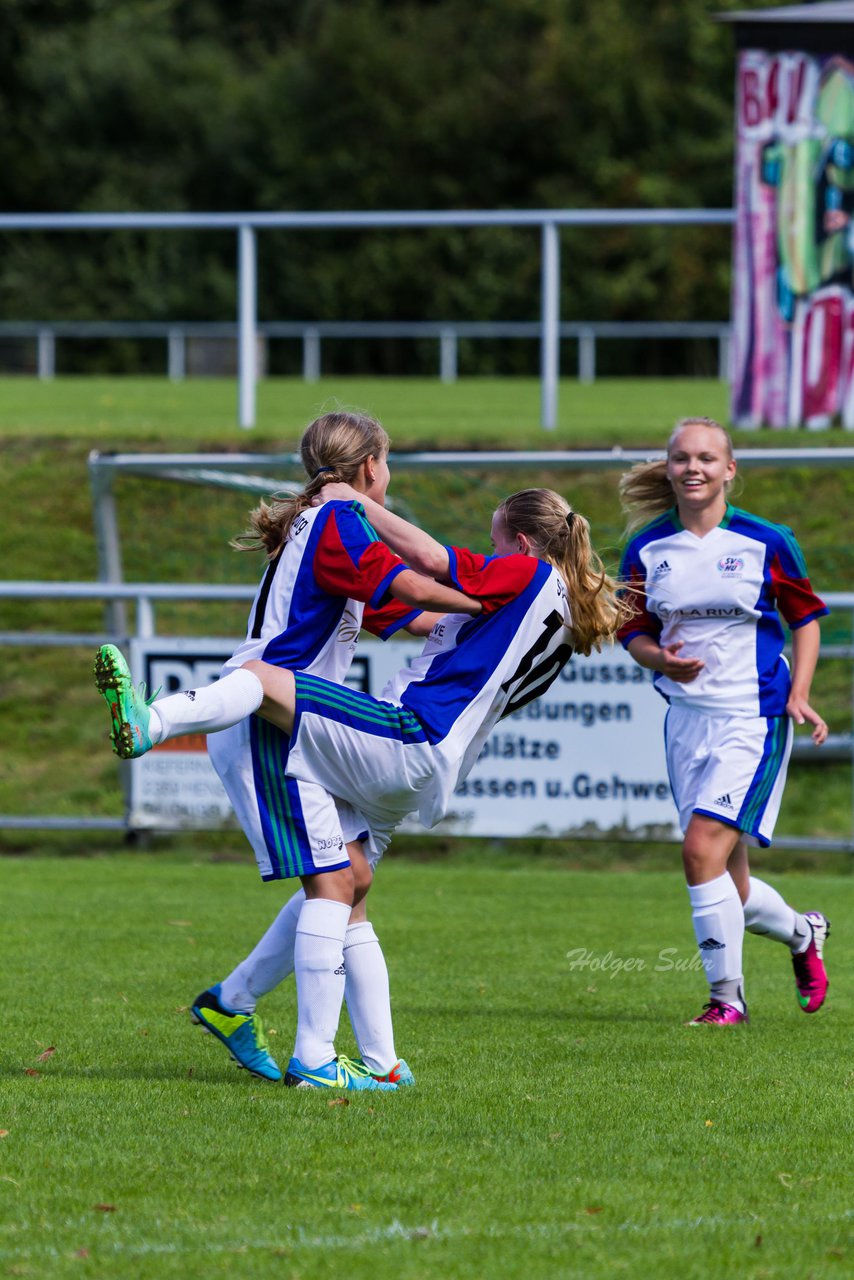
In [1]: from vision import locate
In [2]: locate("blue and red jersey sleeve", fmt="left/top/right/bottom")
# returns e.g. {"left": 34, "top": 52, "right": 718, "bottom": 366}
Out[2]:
{"left": 362, "top": 596, "right": 421, "bottom": 639}
{"left": 768, "top": 526, "right": 829, "bottom": 630}
{"left": 313, "top": 501, "right": 408, "bottom": 608}
{"left": 444, "top": 545, "right": 540, "bottom": 614}
{"left": 616, "top": 544, "right": 661, "bottom": 648}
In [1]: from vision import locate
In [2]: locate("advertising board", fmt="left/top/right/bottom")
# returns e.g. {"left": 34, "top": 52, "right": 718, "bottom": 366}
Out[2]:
{"left": 127, "top": 638, "right": 678, "bottom": 839}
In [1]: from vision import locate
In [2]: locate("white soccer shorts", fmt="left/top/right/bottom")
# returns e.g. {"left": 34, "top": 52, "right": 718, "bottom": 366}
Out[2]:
{"left": 664, "top": 702, "right": 793, "bottom": 847}
{"left": 285, "top": 671, "right": 438, "bottom": 844}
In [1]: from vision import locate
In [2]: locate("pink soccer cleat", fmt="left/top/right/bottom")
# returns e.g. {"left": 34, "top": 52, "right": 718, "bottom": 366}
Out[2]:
{"left": 792, "top": 912, "right": 830, "bottom": 1014}
{"left": 686, "top": 1000, "right": 749, "bottom": 1026}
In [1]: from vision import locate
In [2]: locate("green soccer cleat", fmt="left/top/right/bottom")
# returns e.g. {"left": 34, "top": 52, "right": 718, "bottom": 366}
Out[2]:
{"left": 190, "top": 985, "right": 282, "bottom": 1082}
{"left": 284, "top": 1053, "right": 398, "bottom": 1091}
{"left": 94, "top": 643, "right": 155, "bottom": 759}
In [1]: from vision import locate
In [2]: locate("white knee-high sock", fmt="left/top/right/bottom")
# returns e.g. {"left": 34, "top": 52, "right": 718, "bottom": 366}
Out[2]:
{"left": 148, "top": 669, "right": 263, "bottom": 744}
{"left": 688, "top": 872, "right": 745, "bottom": 1010}
{"left": 744, "top": 877, "right": 811, "bottom": 952}
{"left": 219, "top": 889, "right": 305, "bottom": 1013}
{"left": 343, "top": 922, "right": 397, "bottom": 1074}
{"left": 293, "top": 898, "right": 350, "bottom": 1069}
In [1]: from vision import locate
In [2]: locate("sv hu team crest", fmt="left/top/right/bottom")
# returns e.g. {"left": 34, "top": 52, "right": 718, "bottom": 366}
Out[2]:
{"left": 716, "top": 555, "right": 744, "bottom": 579}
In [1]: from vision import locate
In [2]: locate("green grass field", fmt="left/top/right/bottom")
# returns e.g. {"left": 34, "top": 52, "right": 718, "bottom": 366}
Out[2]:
{"left": 2, "top": 375, "right": 854, "bottom": 1277}
{"left": 0, "top": 374, "right": 732, "bottom": 444}
{"left": 2, "top": 854, "right": 853, "bottom": 1279}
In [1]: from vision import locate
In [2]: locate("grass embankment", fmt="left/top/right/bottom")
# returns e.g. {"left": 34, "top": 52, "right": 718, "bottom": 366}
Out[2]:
{"left": 0, "top": 374, "right": 730, "bottom": 443}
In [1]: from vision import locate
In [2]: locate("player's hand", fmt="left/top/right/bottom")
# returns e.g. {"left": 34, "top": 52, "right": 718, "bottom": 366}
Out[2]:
{"left": 313, "top": 481, "right": 360, "bottom": 506}
{"left": 656, "top": 641, "right": 705, "bottom": 683}
{"left": 786, "top": 695, "right": 828, "bottom": 745}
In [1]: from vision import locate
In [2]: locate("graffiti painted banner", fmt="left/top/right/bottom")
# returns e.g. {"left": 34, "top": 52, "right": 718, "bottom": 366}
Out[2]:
{"left": 732, "top": 49, "right": 854, "bottom": 428}
{"left": 127, "top": 637, "right": 678, "bottom": 839}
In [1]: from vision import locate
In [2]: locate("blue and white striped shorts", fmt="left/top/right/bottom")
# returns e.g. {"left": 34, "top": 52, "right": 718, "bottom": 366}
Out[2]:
{"left": 207, "top": 715, "right": 380, "bottom": 882}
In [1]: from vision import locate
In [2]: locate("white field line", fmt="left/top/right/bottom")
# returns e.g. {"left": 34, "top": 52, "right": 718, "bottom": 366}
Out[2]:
{"left": 2, "top": 1210, "right": 854, "bottom": 1259}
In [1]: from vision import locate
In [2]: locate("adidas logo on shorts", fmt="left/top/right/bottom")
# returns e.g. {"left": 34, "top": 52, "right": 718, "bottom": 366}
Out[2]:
{"left": 713, "top": 793, "right": 734, "bottom": 810}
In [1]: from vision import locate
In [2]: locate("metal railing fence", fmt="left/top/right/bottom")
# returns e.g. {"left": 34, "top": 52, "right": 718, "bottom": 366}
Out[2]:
{"left": 0, "top": 208, "right": 735, "bottom": 428}
{"left": 0, "top": 319, "right": 731, "bottom": 384}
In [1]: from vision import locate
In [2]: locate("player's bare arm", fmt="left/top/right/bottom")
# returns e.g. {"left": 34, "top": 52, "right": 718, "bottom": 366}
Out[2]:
{"left": 404, "top": 611, "right": 445, "bottom": 637}
{"left": 391, "top": 569, "right": 480, "bottom": 616}
{"left": 787, "top": 619, "right": 828, "bottom": 745}
{"left": 319, "top": 481, "right": 450, "bottom": 579}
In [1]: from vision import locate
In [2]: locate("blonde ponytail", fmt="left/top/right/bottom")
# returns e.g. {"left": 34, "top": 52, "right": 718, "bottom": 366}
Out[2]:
{"left": 496, "top": 488, "right": 633, "bottom": 655}
{"left": 617, "top": 459, "right": 674, "bottom": 536}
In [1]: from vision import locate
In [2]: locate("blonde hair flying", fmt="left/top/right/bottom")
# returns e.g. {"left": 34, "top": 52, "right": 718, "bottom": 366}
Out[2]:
{"left": 495, "top": 488, "right": 632, "bottom": 655}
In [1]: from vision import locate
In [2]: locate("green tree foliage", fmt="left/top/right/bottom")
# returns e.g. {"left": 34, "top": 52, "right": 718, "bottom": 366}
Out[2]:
{"left": 0, "top": 0, "right": 783, "bottom": 371}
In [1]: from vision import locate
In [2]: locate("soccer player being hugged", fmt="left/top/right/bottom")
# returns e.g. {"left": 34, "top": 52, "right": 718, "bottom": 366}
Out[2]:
{"left": 618, "top": 416, "right": 830, "bottom": 1026}
{"left": 96, "top": 410, "right": 480, "bottom": 1091}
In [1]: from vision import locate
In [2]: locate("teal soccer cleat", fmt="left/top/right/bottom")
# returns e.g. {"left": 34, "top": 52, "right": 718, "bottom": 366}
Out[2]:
{"left": 94, "top": 643, "right": 155, "bottom": 759}
{"left": 285, "top": 1054, "right": 398, "bottom": 1091}
{"left": 353, "top": 1057, "right": 415, "bottom": 1086}
{"left": 190, "top": 985, "right": 282, "bottom": 1082}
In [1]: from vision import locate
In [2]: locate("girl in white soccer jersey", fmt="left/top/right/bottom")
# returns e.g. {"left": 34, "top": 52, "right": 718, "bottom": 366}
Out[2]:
{"left": 96, "top": 411, "right": 479, "bottom": 1092}
{"left": 618, "top": 416, "right": 830, "bottom": 1027}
